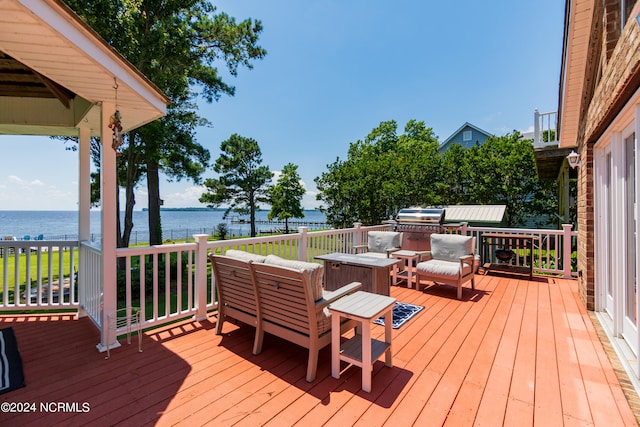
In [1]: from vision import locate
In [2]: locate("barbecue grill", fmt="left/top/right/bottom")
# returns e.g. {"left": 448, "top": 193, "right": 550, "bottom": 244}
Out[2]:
{"left": 392, "top": 207, "right": 460, "bottom": 251}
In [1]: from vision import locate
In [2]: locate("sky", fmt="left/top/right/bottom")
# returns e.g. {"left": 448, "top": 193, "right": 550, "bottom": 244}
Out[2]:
{"left": 0, "top": 0, "right": 565, "bottom": 211}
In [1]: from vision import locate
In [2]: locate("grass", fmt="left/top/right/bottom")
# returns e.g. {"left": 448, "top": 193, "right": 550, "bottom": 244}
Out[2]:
{"left": 0, "top": 248, "right": 78, "bottom": 304}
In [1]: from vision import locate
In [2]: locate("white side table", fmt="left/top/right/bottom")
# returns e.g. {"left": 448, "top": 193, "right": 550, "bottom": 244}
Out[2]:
{"left": 391, "top": 250, "right": 421, "bottom": 289}
{"left": 328, "top": 291, "right": 396, "bottom": 392}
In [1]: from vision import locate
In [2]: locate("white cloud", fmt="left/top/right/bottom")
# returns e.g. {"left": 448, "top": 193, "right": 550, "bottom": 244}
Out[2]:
{"left": 0, "top": 175, "right": 76, "bottom": 209}
{"left": 159, "top": 185, "right": 207, "bottom": 209}
{"left": 7, "top": 175, "right": 24, "bottom": 185}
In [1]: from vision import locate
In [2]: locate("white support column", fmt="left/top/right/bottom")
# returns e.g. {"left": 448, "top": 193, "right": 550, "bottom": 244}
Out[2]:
{"left": 97, "top": 101, "right": 120, "bottom": 353}
{"left": 77, "top": 126, "right": 91, "bottom": 318}
{"left": 194, "top": 234, "right": 209, "bottom": 321}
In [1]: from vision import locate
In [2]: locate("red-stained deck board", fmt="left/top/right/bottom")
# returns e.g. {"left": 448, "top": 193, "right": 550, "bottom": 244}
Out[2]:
{"left": 0, "top": 274, "right": 637, "bottom": 427}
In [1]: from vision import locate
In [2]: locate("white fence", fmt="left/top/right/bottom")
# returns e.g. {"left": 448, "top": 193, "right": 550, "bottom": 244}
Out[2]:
{"left": 0, "top": 223, "right": 577, "bottom": 338}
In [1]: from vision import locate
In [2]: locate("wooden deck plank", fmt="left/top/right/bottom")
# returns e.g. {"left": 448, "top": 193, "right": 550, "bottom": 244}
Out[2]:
{"left": 533, "top": 279, "right": 564, "bottom": 427}
{"left": 474, "top": 277, "right": 529, "bottom": 426}
{"left": 548, "top": 277, "right": 593, "bottom": 425}
{"left": 0, "top": 275, "right": 636, "bottom": 426}
{"left": 414, "top": 275, "right": 509, "bottom": 426}
{"left": 443, "top": 274, "right": 515, "bottom": 426}
{"left": 562, "top": 278, "right": 639, "bottom": 427}
{"left": 503, "top": 278, "right": 537, "bottom": 426}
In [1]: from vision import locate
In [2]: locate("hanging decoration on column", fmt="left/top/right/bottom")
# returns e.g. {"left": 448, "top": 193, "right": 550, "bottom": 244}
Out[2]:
{"left": 109, "top": 77, "right": 123, "bottom": 152}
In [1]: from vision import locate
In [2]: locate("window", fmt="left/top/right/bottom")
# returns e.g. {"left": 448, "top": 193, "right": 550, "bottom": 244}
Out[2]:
{"left": 462, "top": 130, "right": 472, "bottom": 141}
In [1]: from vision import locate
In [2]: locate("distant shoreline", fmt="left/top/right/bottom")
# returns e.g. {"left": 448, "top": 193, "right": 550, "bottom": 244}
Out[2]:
{"left": 142, "top": 207, "right": 321, "bottom": 212}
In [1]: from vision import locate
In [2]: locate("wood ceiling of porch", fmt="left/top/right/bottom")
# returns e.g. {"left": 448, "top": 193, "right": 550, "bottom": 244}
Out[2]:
{"left": 0, "top": 0, "right": 167, "bottom": 136}
{"left": 0, "top": 275, "right": 637, "bottom": 426}
{"left": 0, "top": 51, "right": 74, "bottom": 105}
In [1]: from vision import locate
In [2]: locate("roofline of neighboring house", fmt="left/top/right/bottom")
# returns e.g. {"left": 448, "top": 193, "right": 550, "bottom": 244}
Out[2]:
{"left": 439, "top": 122, "right": 493, "bottom": 150}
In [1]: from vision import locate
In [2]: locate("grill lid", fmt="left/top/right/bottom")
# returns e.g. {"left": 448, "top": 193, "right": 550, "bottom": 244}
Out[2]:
{"left": 395, "top": 207, "right": 445, "bottom": 224}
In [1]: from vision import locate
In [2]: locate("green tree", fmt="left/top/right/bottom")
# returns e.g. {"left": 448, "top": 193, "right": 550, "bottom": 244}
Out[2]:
{"left": 437, "top": 143, "right": 471, "bottom": 205}
{"left": 200, "top": 134, "right": 272, "bottom": 237}
{"left": 315, "top": 120, "right": 440, "bottom": 227}
{"left": 64, "top": 0, "right": 266, "bottom": 246}
{"left": 465, "top": 132, "right": 553, "bottom": 226}
{"left": 269, "top": 163, "right": 306, "bottom": 234}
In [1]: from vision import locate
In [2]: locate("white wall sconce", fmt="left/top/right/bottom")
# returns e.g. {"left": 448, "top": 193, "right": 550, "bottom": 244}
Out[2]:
{"left": 567, "top": 150, "right": 581, "bottom": 168}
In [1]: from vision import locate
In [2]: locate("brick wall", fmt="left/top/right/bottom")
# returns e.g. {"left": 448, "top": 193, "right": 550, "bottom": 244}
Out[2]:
{"left": 577, "top": 3, "right": 640, "bottom": 310}
{"left": 576, "top": 144, "right": 595, "bottom": 309}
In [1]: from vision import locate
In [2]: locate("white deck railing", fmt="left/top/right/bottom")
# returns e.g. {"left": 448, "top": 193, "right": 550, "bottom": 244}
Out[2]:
{"left": 534, "top": 109, "right": 559, "bottom": 148}
{"left": 467, "top": 224, "right": 577, "bottom": 278}
{"left": 0, "top": 240, "right": 79, "bottom": 310}
{"left": 0, "top": 223, "right": 577, "bottom": 338}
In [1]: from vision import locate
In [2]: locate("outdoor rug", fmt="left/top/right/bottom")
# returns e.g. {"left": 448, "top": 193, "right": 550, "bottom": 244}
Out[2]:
{"left": 0, "top": 327, "right": 25, "bottom": 395}
{"left": 373, "top": 301, "right": 424, "bottom": 329}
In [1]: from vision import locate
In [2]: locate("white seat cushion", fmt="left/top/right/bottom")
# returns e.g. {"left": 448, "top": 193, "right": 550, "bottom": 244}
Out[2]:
{"left": 416, "top": 259, "right": 472, "bottom": 281}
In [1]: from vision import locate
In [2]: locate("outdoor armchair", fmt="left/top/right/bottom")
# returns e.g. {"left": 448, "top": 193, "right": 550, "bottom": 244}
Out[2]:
{"left": 415, "top": 233, "right": 475, "bottom": 300}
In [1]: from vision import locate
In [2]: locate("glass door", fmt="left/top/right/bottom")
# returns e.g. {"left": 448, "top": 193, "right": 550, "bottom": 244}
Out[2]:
{"left": 623, "top": 132, "right": 638, "bottom": 353}
{"left": 605, "top": 151, "right": 615, "bottom": 317}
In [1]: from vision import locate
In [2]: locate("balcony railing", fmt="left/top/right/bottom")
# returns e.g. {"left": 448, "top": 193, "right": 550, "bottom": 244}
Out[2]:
{"left": 0, "top": 223, "right": 577, "bottom": 343}
{"left": 534, "top": 109, "right": 559, "bottom": 148}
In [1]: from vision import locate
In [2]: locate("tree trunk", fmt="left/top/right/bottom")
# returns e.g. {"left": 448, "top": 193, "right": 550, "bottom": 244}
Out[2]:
{"left": 249, "top": 191, "right": 257, "bottom": 237}
{"left": 147, "top": 159, "right": 162, "bottom": 245}
{"left": 119, "top": 143, "right": 137, "bottom": 249}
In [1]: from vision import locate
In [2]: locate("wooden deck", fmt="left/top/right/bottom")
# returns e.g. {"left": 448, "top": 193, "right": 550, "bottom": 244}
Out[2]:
{"left": 0, "top": 274, "right": 637, "bottom": 426}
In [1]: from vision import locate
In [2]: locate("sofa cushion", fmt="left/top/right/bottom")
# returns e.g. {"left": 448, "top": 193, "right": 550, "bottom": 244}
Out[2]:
{"left": 264, "top": 255, "right": 324, "bottom": 301}
{"left": 415, "top": 259, "right": 473, "bottom": 281}
{"left": 367, "top": 231, "right": 401, "bottom": 253}
{"left": 430, "top": 234, "right": 473, "bottom": 262}
{"left": 224, "top": 249, "right": 267, "bottom": 263}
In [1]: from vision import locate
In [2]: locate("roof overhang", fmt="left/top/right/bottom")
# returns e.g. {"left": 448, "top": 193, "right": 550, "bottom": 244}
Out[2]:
{"left": 557, "top": 0, "right": 594, "bottom": 148}
{"left": 533, "top": 145, "right": 575, "bottom": 180}
{"left": 0, "top": 0, "right": 168, "bottom": 137}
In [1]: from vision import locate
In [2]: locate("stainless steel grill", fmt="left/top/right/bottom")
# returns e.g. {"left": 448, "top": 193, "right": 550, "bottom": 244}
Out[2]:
{"left": 392, "top": 207, "right": 450, "bottom": 251}
{"left": 395, "top": 207, "right": 445, "bottom": 225}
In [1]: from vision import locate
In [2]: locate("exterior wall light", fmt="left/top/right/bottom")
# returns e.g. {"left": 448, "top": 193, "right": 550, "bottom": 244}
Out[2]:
{"left": 567, "top": 150, "right": 581, "bottom": 168}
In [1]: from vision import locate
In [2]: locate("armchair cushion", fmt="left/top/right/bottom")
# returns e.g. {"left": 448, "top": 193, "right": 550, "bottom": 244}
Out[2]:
{"left": 430, "top": 234, "right": 474, "bottom": 262}
{"left": 264, "top": 255, "right": 324, "bottom": 301}
{"left": 367, "top": 231, "right": 401, "bottom": 254}
{"left": 415, "top": 258, "right": 473, "bottom": 281}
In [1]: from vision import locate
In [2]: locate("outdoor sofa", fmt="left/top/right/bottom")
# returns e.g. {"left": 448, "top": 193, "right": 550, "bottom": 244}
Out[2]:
{"left": 209, "top": 249, "right": 361, "bottom": 382}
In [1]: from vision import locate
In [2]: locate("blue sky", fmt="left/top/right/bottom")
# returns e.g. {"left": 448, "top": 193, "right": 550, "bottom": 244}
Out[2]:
{"left": 0, "top": 0, "right": 564, "bottom": 211}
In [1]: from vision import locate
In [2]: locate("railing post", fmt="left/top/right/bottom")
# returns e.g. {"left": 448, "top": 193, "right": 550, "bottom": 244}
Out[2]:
{"left": 298, "top": 227, "right": 308, "bottom": 261}
{"left": 562, "top": 224, "right": 574, "bottom": 278}
{"left": 534, "top": 109, "right": 540, "bottom": 147}
{"left": 353, "top": 222, "right": 362, "bottom": 249}
{"left": 194, "top": 234, "right": 209, "bottom": 321}
{"left": 460, "top": 222, "right": 468, "bottom": 236}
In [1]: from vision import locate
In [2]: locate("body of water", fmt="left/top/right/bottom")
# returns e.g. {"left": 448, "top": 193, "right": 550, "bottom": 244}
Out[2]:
{"left": 0, "top": 209, "right": 328, "bottom": 243}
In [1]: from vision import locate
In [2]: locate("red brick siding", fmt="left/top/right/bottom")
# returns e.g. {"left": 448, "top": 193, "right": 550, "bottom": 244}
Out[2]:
{"left": 577, "top": 4, "right": 640, "bottom": 310}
